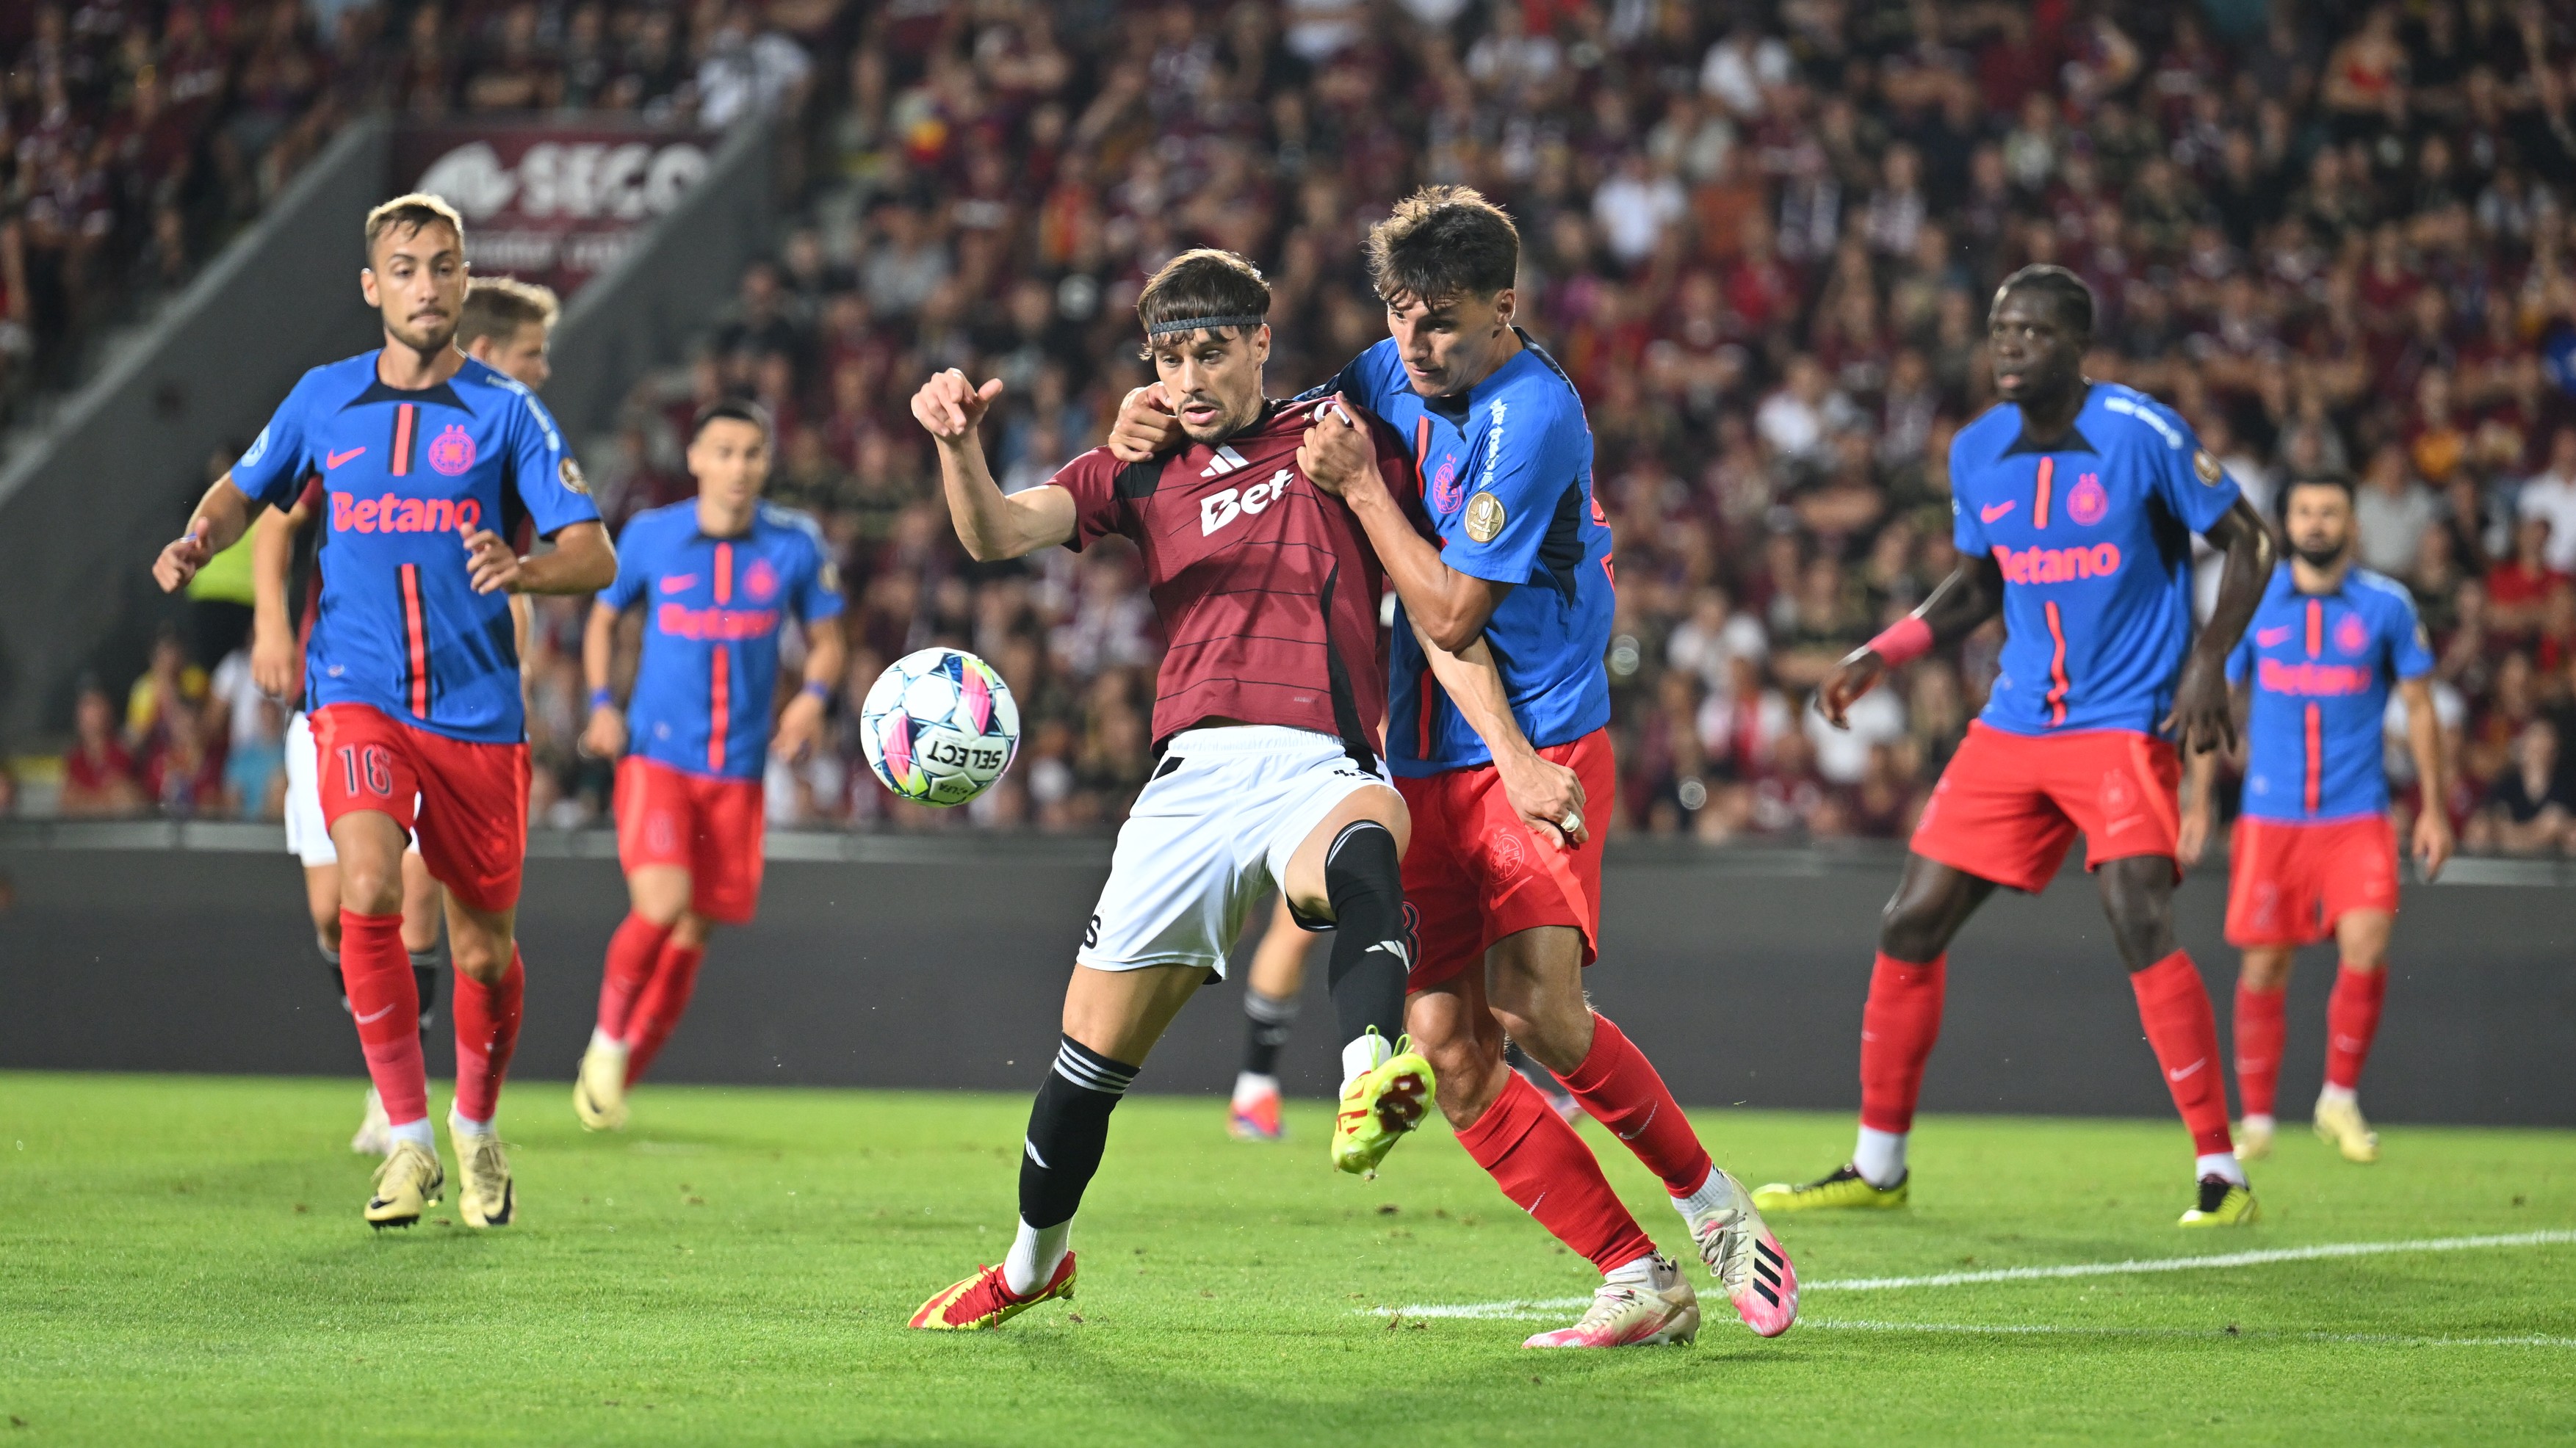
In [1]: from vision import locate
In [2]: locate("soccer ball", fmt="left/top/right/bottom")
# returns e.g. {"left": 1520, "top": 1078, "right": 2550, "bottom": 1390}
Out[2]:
{"left": 859, "top": 647, "right": 1022, "bottom": 806}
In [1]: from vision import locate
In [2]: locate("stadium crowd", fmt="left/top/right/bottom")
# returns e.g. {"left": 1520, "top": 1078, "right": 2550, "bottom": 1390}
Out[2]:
{"left": 39, "top": 0, "right": 2576, "bottom": 858}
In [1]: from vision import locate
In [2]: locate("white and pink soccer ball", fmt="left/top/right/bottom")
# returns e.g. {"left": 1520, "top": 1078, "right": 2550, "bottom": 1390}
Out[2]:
{"left": 859, "top": 647, "right": 1021, "bottom": 806}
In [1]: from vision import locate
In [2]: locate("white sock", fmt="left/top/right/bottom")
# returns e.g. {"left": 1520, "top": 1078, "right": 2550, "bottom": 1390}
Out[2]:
{"left": 1602, "top": 1251, "right": 1659, "bottom": 1287}
{"left": 1003, "top": 1217, "right": 1071, "bottom": 1297}
{"left": 1670, "top": 1162, "right": 1731, "bottom": 1219}
{"left": 387, "top": 1118, "right": 436, "bottom": 1151}
{"left": 2316, "top": 1082, "right": 2357, "bottom": 1108}
{"left": 2197, "top": 1151, "right": 2248, "bottom": 1185}
{"left": 1853, "top": 1126, "right": 1908, "bottom": 1188}
{"left": 589, "top": 1027, "right": 628, "bottom": 1054}
{"left": 1341, "top": 1032, "right": 1391, "bottom": 1089}
{"left": 2242, "top": 1112, "right": 2276, "bottom": 1132}
{"left": 450, "top": 1110, "right": 495, "bottom": 1138}
{"left": 1232, "top": 1071, "right": 1277, "bottom": 1107}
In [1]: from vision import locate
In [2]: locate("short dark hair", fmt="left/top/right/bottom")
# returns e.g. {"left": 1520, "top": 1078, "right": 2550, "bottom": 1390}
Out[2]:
{"left": 1365, "top": 186, "right": 1520, "bottom": 305}
{"left": 1993, "top": 264, "right": 2096, "bottom": 337}
{"left": 456, "top": 277, "right": 560, "bottom": 350}
{"left": 691, "top": 398, "right": 773, "bottom": 444}
{"left": 1136, "top": 248, "right": 1271, "bottom": 344}
{"left": 364, "top": 192, "right": 464, "bottom": 260}
{"left": 2279, "top": 471, "right": 2357, "bottom": 518}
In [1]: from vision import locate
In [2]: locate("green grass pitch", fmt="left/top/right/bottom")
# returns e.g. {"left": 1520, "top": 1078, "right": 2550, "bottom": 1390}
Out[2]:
{"left": 3, "top": 1072, "right": 2572, "bottom": 1444}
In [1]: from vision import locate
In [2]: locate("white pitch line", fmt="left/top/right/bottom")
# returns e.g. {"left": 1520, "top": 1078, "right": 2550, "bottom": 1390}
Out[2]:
{"left": 1807, "top": 1320, "right": 2576, "bottom": 1348}
{"left": 1366, "top": 1230, "right": 2576, "bottom": 1319}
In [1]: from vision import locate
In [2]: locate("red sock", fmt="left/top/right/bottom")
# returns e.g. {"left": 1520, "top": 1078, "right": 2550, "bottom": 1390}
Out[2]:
{"left": 1455, "top": 1073, "right": 1659, "bottom": 1275}
{"left": 624, "top": 940, "right": 706, "bottom": 1085}
{"left": 597, "top": 913, "right": 675, "bottom": 1041}
{"left": 2130, "top": 951, "right": 2233, "bottom": 1158}
{"left": 2323, "top": 963, "right": 2388, "bottom": 1091}
{"left": 1859, "top": 952, "right": 1946, "bottom": 1134}
{"left": 451, "top": 949, "right": 525, "bottom": 1124}
{"left": 2232, "top": 982, "right": 2287, "bottom": 1119}
{"left": 341, "top": 910, "right": 427, "bottom": 1126}
{"left": 1558, "top": 1015, "right": 1713, "bottom": 1196}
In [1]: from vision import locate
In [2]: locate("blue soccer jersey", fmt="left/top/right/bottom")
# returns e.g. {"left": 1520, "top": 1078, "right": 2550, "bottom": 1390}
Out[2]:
{"left": 1316, "top": 334, "right": 1615, "bottom": 776}
{"left": 1949, "top": 383, "right": 2242, "bottom": 736}
{"left": 231, "top": 352, "right": 598, "bottom": 744}
{"left": 600, "top": 501, "right": 843, "bottom": 781}
{"left": 2227, "top": 564, "right": 2432, "bottom": 822}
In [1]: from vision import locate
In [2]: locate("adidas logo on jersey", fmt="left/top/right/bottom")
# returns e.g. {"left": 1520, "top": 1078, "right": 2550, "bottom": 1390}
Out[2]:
{"left": 1201, "top": 469, "right": 1294, "bottom": 536}
{"left": 1200, "top": 446, "right": 1252, "bottom": 477}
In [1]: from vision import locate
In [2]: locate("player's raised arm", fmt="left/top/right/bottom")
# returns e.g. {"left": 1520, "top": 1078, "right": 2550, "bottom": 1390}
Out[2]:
{"left": 1818, "top": 552, "right": 2005, "bottom": 730}
{"left": 909, "top": 369, "right": 1075, "bottom": 561}
{"left": 154, "top": 472, "right": 260, "bottom": 593}
{"left": 2165, "top": 497, "right": 2276, "bottom": 755}
{"left": 248, "top": 488, "right": 312, "bottom": 697}
{"left": 1299, "top": 397, "right": 1510, "bottom": 652}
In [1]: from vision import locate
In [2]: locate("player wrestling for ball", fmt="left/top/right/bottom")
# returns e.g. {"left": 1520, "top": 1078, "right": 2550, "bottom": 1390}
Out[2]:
{"left": 906, "top": 250, "right": 1437, "bottom": 1331}
{"left": 1763, "top": 266, "right": 2277, "bottom": 1227}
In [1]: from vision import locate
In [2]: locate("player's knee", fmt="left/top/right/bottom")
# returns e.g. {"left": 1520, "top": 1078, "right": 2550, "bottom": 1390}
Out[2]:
{"left": 448, "top": 933, "right": 510, "bottom": 983}
{"left": 1429, "top": 1045, "right": 1508, "bottom": 1131}
{"left": 338, "top": 862, "right": 402, "bottom": 916}
{"left": 2240, "top": 951, "right": 2292, "bottom": 991}
{"left": 1877, "top": 895, "right": 1945, "bottom": 964}
{"left": 671, "top": 912, "right": 711, "bottom": 949}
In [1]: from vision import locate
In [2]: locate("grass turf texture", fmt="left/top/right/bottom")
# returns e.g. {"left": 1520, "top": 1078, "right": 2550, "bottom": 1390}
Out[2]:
{"left": 2, "top": 1074, "right": 2572, "bottom": 1445}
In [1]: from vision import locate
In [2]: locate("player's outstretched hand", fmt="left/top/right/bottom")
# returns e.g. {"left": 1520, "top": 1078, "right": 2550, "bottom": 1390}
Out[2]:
{"left": 1815, "top": 648, "right": 1886, "bottom": 730}
{"left": 1297, "top": 394, "right": 1380, "bottom": 501}
{"left": 462, "top": 527, "right": 522, "bottom": 594}
{"left": 580, "top": 704, "right": 627, "bottom": 760}
{"left": 771, "top": 689, "right": 826, "bottom": 764}
{"left": 153, "top": 522, "right": 212, "bottom": 593}
{"left": 1496, "top": 747, "right": 1590, "bottom": 849}
{"left": 2163, "top": 654, "right": 2235, "bottom": 756}
{"left": 2413, "top": 806, "right": 2453, "bottom": 883}
{"left": 912, "top": 370, "right": 1003, "bottom": 443}
{"left": 1108, "top": 385, "right": 1183, "bottom": 463}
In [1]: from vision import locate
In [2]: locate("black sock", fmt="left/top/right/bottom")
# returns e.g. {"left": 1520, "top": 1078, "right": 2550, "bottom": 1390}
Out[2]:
{"left": 321, "top": 942, "right": 347, "bottom": 1012}
{"left": 1241, "top": 988, "right": 1299, "bottom": 1077}
{"left": 1322, "top": 821, "right": 1412, "bottom": 1049}
{"left": 411, "top": 949, "right": 441, "bottom": 1034}
{"left": 1019, "top": 1035, "right": 1137, "bottom": 1231}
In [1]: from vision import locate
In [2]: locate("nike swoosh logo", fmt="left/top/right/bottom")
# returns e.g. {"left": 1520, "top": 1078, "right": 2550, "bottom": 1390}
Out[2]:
{"left": 2106, "top": 816, "right": 2143, "bottom": 834}
{"left": 1617, "top": 1102, "right": 1659, "bottom": 1140}
{"left": 353, "top": 1002, "right": 398, "bottom": 1024}
{"left": 660, "top": 575, "right": 697, "bottom": 593}
{"left": 327, "top": 447, "right": 366, "bottom": 469}
{"left": 1980, "top": 501, "right": 2016, "bottom": 523}
{"left": 2167, "top": 1058, "right": 2207, "bottom": 1082}
{"left": 2256, "top": 626, "right": 2292, "bottom": 646}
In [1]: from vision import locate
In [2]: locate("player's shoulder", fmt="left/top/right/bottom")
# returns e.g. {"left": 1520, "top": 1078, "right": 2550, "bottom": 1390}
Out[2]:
{"left": 622, "top": 500, "right": 696, "bottom": 542}
{"left": 2348, "top": 566, "right": 2420, "bottom": 617}
{"left": 292, "top": 352, "right": 383, "bottom": 404}
{"left": 1947, "top": 403, "right": 2021, "bottom": 476}
{"left": 2089, "top": 383, "right": 2193, "bottom": 453}
{"left": 757, "top": 500, "right": 829, "bottom": 549}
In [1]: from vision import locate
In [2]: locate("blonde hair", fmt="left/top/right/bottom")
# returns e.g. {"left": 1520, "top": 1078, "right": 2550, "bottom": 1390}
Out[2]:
{"left": 457, "top": 276, "right": 561, "bottom": 348}
{"left": 363, "top": 192, "right": 466, "bottom": 261}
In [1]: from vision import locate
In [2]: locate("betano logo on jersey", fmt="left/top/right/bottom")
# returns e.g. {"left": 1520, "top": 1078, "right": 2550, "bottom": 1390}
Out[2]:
{"left": 331, "top": 490, "right": 482, "bottom": 533}
{"left": 2257, "top": 659, "right": 2373, "bottom": 696}
{"left": 655, "top": 603, "right": 783, "bottom": 640}
{"left": 1201, "top": 468, "right": 1294, "bottom": 536}
{"left": 1992, "top": 540, "right": 2124, "bottom": 584}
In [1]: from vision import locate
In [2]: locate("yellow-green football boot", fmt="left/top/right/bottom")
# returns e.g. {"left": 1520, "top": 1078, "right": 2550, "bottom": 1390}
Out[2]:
{"left": 2178, "top": 1175, "right": 2259, "bottom": 1227}
{"left": 1751, "top": 1165, "right": 1908, "bottom": 1213}
{"left": 1332, "top": 1030, "right": 1433, "bottom": 1177}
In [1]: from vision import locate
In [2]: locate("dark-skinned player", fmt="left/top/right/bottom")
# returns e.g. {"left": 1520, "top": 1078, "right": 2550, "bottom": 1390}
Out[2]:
{"left": 1755, "top": 266, "right": 2279, "bottom": 1228}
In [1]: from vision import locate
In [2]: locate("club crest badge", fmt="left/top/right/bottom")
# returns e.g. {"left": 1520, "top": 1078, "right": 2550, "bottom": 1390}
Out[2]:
{"left": 427, "top": 424, "right": 477, "bottom": 476}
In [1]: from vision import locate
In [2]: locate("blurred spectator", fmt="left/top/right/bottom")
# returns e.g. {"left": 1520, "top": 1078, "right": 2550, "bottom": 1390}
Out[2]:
{"left": 60, "top": 681, "right": 143, "bottom": 819}
{"left": 2519, "top": 427, "right": 2576, "bottom": 574}
{"left": 2468, "top": 719, "right": 2575, "bottom": 856}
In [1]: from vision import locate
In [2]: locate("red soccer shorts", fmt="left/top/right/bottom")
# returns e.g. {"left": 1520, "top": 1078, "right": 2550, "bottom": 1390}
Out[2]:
{"left": 2224, "top": 814, "right": 2399, "bottom": 948}
{"left": 1398, "top": 728, "right": 1614, "bottom": 992}
{"left": 615, "top": 756, "right": 767, "bottom": 924}
{"left": 1910, "top": 720, "right": 2180, "bottom": 893}
{"left": 310, "top": 703, "right": 529, "bottom": 914}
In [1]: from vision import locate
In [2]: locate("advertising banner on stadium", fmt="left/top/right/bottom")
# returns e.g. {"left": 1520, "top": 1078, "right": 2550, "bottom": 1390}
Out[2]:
{"left": 393, "top": 121, "right": 717, "bottom": 296}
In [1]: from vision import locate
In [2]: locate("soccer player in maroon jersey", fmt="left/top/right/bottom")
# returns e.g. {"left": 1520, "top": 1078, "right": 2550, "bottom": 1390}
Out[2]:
{"left": 154, "top": 196, "right": 614, "bottom": 1228}
{"left": 906, "top": 250, "right": 1437, "bottom": 1331}
{"left": 250, "top": 275, "right": 562, "bottom": 1157}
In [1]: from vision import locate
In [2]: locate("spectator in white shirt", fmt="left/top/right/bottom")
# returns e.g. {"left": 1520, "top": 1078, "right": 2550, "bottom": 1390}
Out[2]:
{"left": 2517, "top": 424, "right": 2576, "bottom": 573}
{"left": 1699, "top": 26, "right": 1790, "bottom": 119}
{"left": 1592, "top": 154, "right": 1686, "bottom": 267}
{"left": 2354, "top": 442, "right": 2440, "bottom": 578}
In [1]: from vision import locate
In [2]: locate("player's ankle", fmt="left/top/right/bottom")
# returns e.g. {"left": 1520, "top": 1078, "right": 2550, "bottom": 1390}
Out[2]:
{"left": 1853, "top": 1126, "right": 1908, "bottom": 1189}
{"left": 450, "top": 1110, "right": 495, "bottom": 1138}
{"left": 2315, "top": 1083, "right": 2357, "bottom": 1107}
{"left": 1340, "top": 1032, "right": 1391, "bottom": 1088}
{"left": 2241, "top": 1112, "right": 2276, "bottom": 1132}
{"left": 588, "top": 1027, "right": 628, "bottom": 1055}
{"left": 386, "top": 1118, "right": 436, "bottom": 1151}
{"left": 2196, "top": 1151, "right": 2247, "bottom": 1186}
{"left": 1601, "top": 1251, "right": 1659, "bottom": 1287}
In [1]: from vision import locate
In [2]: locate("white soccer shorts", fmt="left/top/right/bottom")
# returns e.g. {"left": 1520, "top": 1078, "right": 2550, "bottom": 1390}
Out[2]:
{"left": 282, "top": 710, "right": 421, "bottom": 866}
{"left": 1077, "top": 725, "right": 1397, "bottom": 977}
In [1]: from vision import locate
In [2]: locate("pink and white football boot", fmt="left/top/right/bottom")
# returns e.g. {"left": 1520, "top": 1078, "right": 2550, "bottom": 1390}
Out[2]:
{"left": 1521, "top": 1256, "right": 1700, "bottom": 1349}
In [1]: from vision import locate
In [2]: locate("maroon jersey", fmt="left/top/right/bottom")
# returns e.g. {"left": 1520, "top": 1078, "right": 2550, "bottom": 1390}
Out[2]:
{"left": 1052, "top": 397, "right": 1423, "bottom": 761}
